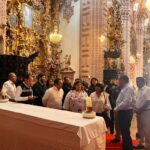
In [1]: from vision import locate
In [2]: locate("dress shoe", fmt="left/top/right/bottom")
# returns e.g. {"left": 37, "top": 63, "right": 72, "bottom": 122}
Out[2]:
{"left": 111, "top": 138, "right": 120, "bottom": 143}
{"left": 133, "top": 145, "right": 145, "bottom": 149}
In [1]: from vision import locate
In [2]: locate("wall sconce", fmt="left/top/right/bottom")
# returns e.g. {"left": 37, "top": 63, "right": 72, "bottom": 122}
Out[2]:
{"left": 99, "top": 35, "right": 106, "bottom": 43}
{"left": 136, "top": 53, "right": 141, "bottom": 59}
{"left": 130, "top": 55, "right": 136, "bottom": 64}
{"left": 146, "top": 0, "right": 150, "bottom": 11}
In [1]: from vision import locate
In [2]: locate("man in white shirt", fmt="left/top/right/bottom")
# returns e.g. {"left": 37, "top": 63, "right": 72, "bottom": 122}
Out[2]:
{"left": 42, "top": 78, "right": 64, "bottom": 109}
{"left": 135, "top": 77, "right": 150, "bottom": 150}
{"left": 1, "top": 72, "right": 17, "bottom": 100}
{"left": 114, "top": 75, "right": 135, "bottom": 150}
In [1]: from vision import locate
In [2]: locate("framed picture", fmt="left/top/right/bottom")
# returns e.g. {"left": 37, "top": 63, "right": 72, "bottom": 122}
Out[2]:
{"left": 23, "top": 4, "right": 34, "bottom": 29}
{"left": 8, "top": 15, "right": 18, "bottom": 26}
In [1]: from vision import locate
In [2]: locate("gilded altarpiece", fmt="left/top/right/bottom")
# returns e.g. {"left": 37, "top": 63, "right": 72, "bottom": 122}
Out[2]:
{"left": 0, "top": 0, "right": 79, "bottom": 79}
{"left": 6, "top": 0, "right": 53, "bottom": 76}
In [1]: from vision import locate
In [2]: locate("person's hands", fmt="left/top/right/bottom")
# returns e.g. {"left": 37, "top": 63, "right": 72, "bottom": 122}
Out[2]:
{"left": 136, "top": 109, "right": 142, "bottom": 115}
{"left": 28, "top": 96, "right": 37, "bottom": 101}
{"left": 33, "top": 96, "right": 38, "bottom": 99}
{"left": 113, "top": 108, "right": 117, "bottom": 113}
{"left": 9, "top": 99, "right": 16, "bottom": 102}
{"left": 104, "top": 105, "right": 109, "bottom": 112}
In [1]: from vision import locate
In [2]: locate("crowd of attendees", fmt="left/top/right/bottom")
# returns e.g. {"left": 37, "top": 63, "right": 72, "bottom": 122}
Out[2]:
{"left": 1, "top": 72, "right": 150, "bottom": 150}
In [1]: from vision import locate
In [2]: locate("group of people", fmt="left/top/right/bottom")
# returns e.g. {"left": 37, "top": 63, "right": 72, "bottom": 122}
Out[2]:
{"left": 107, "top": 76, "right": 150, "bottom": 150}
{"left": 0, "top": 73, "right": 111, "bottom": 114}
{"left": 0, "top": 72, "right": 150, "bottom": 150}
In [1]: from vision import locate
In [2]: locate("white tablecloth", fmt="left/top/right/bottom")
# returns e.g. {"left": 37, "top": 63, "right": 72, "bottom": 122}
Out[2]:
{"left": 0, "top": 102, "right": 107, "bottom": 150}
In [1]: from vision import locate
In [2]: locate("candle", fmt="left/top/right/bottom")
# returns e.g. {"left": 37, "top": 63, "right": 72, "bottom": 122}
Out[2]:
{"left": 86, "top": 97, "right": 93, "bottom": 112}
{"left": 1, "top": 89, "right": 7, "bottom": 99}
{"left": 86, "top": 97, "right": 92, "bottom": 107}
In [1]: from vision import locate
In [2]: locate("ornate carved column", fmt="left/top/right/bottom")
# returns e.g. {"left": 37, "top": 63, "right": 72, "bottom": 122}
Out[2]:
{"left": 0, "top": 0, "right": 7, "bottom": 54}
{"left": 136, "top": 17, "right": 144, "bottom": 76}
{"left": 121, "top": 0, "right": 131, "bottom": 75}
{"left": 136, "top": 8, "right": 148, "bottom": 76}
{"left": 144, "top": 22, "right": 150, "bottom": 82}
{"left": 80, "top": 0, "right": 107, "bottom": 81}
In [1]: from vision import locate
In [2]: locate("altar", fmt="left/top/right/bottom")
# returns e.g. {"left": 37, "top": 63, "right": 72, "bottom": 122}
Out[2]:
{"left": 0, "top": 102, "right": 107, "bottom": 150}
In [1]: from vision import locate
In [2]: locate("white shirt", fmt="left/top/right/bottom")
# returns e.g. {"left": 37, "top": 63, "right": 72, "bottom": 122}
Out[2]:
{"left": 136, "top": 85, "right": 150, "bottom": 111}
{"left": 42, "top": 86, "right": 64, "bottom": 109}
{"left": 90, "top": 92, "right": 111, "bottom": 113}
{"left": 15, "top": 83, "right": 33, "bottom": 102}
{"left": 63, "top": 90, "right": 88, "bottom": 112}
{"left": 1, "top": 80, "right": 16, "bottom": 99}
{"left": 115, "top": 84, "right": 135, "bottom": 111}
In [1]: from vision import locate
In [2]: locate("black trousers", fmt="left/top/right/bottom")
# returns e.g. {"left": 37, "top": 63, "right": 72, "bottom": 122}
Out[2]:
{"left": 110, "top": 110, "right": 114, "bottom": 134}
{"left": 96, "top": 112, "right": 111, "bottom": 128}
{"left": 118, "top": 110, "right": 133, "bottom": 150}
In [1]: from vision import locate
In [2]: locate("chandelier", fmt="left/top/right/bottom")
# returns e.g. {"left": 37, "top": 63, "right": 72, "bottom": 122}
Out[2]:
{"left": 146, "top": 0, "right": 150, "bottom": 11}
{"left": 49, "top": 25, "right": 62, "bottom": 44}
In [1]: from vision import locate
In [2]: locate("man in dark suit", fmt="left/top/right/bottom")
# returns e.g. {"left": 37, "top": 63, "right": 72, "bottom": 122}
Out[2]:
{"left": 33, "top": 73, "right": 47, "bottom": 106}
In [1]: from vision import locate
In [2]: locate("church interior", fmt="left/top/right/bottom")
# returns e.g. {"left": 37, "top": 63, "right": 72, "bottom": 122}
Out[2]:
{"left": 0, "top": 0, "right": 150, "bottom": 150}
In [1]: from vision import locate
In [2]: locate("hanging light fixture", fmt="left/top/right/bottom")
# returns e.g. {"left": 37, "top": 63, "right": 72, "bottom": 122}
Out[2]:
{"left": 146, "top": 0, "right": 150, "bottom": 11}
{"left": 49, "top": 23, "right": 62, "bottom": 44}
{"left": 49, "top": 0, "right": 62, "bottom": 44}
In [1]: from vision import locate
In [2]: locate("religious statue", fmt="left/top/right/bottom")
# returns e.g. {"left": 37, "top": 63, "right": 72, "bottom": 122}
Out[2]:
{"left": 111, "top": 60, "right": 118, "bottom": 69}
{"left": 61, "top": 54, "right": 75, "bottom": 83}
{"left": 64, "top": 54, "right": 71, "bottom": 68}
{"left": 105, "top": 58, "right": 111, "bottom": 70}
{"left": 120, "top": 60, "right": 125, "bottom": 72}
{"left": 48, "top": 48, "right": 62, "bottom": 79}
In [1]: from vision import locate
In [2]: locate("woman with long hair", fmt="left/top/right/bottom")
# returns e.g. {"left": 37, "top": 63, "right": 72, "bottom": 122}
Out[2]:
{"left": 88, "top": 77, "right": 98, "bottom": 95}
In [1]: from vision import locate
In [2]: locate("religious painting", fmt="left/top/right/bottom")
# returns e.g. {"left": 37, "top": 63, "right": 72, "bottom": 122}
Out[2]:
{"left": 23, "top": 4, "right": 34, "bottom": 29}
{"left": 8, "top": 15, "right": 18, "bottom": 26}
